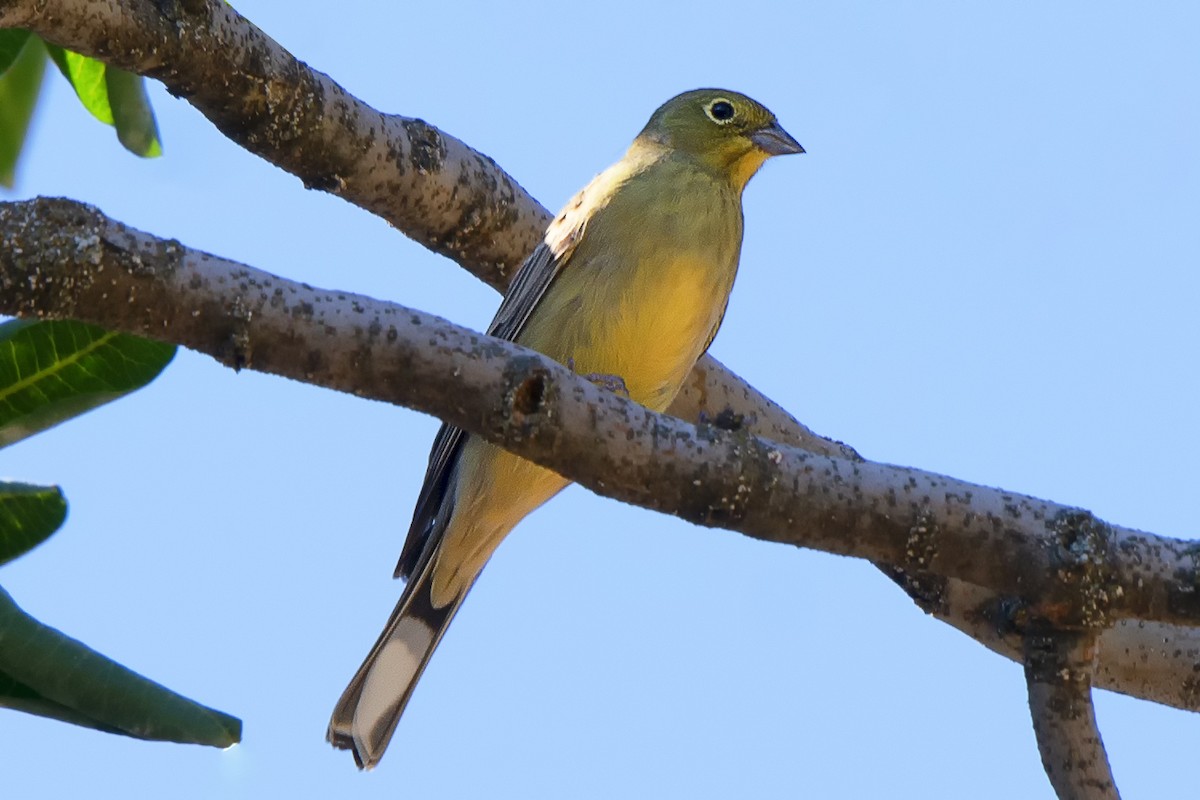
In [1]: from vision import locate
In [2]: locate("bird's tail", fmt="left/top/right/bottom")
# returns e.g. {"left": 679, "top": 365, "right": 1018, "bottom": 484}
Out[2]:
{"left": 328, "top": 554, "right": 468, "bottom": 769}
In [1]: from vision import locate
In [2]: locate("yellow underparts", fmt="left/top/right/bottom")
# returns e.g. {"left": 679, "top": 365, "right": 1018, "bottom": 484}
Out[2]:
{"left": 429, "top": 153, "right": 744, "bottom": 608}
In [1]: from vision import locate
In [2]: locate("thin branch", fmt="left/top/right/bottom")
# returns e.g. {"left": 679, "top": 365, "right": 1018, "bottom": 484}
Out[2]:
{"left": 888, "top": 571, "right": 1200, "bottom": 714}
{"left": 1025, "top": 629, "right": 1120, "bottom": 799}
{"left": 3, "top": 197, "right": 1197, "bottom": 640}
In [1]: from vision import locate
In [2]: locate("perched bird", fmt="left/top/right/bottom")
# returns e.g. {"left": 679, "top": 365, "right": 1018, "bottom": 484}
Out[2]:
{"left": 328, "top": 88, "right": 803, "bottom": 768}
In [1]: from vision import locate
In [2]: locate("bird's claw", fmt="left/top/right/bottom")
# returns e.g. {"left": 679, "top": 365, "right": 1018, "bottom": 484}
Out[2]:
{"left": 585, "top": 371, "right": 631, "bottom": 397}
{"left": 565, "top": 358, "right": 630, "bottom": 397}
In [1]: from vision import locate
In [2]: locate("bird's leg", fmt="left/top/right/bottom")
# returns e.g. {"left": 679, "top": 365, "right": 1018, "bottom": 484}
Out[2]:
{"left": 566, "top": 358, "right": 630, "bottom": 398}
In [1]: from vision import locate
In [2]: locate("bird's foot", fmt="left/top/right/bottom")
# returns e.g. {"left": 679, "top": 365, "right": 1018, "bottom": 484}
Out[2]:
{"left": 565, "top": 358, "right": 630, "bottom": 397}
{"left": 584, "top": 372, "right": 630, "bottom": 397}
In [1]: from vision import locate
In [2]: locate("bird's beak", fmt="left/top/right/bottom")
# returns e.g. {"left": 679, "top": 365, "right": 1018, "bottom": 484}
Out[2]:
{"left": 750, "top": 122, "right": 805, "bottom": 156}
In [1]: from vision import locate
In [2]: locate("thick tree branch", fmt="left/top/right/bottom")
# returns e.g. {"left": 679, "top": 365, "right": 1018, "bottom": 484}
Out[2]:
{"left": 1025, "top": 630, "right": 1119, "bottom": 799}
{"left": 0, "top": 0, "right": 544, "bottom": 282}
{"left": 3, "top": 197, "right": 1198, "bottom": 641}
{"left": 0, "top": 0, "right": 848, "bottom": 464}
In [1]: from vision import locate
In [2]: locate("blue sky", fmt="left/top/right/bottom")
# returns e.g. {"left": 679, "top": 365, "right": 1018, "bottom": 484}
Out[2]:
{"left": 2, "top": 2, "right": 1198, "bottom": 797}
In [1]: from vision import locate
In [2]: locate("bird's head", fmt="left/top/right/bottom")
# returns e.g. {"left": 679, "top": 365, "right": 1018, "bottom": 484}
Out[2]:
{"left": 638, "top": 89, "right": 803, "bottom": 190}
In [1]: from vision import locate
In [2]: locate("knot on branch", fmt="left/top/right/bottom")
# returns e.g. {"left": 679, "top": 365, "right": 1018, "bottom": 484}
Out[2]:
{"left": 1041, "top": 509, "right": 1118, "bottom": 630}
{"left": 511, "top": 369, "right": 547, "bottom": 417}
{"left": 400, "top": 118, "right": 447, "bottom": 176}
{"left": 501, "top": 357, "right": 554, "bottom": 440}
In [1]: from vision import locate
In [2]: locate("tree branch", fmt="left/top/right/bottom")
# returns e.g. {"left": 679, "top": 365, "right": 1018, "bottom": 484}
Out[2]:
{"left": 3, "top": 4, "right": 1196, "bottom": 774}
{"left": 3, "top": 196, "right": 1198, "bottom": 641}
{"left": 0, "top": 0, "right": 544, "bottom": 282}
{"left": 0, "top": 0, "right": 850, "bottom": 472}
{"left": 0, "top": 0, "right": 1088, "bottom": 679}
{"left": 1025, "top": 629, "right": 1119, "bottom": 799}
{"left": 887, "top": 570, "right": 1200, "bottom": 714}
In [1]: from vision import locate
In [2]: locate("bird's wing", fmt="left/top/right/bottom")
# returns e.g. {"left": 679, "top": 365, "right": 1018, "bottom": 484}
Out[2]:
{"left": 393, "top": 198, "right": 590, "bottom": 580}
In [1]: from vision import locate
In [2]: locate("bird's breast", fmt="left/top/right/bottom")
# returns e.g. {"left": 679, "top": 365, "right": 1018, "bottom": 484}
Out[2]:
{"left": 519, "top": 165, "right": 743, "bottom": 412}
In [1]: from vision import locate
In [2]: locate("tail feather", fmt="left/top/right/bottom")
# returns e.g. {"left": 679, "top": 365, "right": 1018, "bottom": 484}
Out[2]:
{"left": 328, "top": 556, "right": 467, "bottom": 769}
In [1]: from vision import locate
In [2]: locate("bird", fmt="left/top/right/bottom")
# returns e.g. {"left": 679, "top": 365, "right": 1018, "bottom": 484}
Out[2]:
{"left": 328, "top": 88, "right": 803, "bottom": 769}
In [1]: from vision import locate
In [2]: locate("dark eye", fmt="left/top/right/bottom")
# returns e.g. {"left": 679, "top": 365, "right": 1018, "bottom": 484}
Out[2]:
{"left": 707, "top": 100, "right": 735, "bottom": 123}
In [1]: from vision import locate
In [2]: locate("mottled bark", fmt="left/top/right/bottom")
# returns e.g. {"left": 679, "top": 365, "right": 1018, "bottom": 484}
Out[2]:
{"left": 1025, "top": 630, "right": 1119, "bottom": 800}
{"left": 887, "top": 571, "right": 1200, "bottom": 714}
{"left": 3, "top": 198, "right": 1197, "bottom": 639}
{"left": 0, "top": 0, "right": 544, "bottom": 282}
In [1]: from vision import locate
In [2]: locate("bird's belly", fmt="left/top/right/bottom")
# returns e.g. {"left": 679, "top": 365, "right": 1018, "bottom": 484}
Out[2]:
{"left": 526, "top": 253, "right": 733, "bottom": 413}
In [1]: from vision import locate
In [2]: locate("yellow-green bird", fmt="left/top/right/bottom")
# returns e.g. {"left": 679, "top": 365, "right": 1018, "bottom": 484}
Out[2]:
{"left": 328, "top": 88, "right": 802, "bottom": 768}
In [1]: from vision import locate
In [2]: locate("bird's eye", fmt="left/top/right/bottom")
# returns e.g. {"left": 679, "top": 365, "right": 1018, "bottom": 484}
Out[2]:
{"left": 705, "top": 99, "right": 736, "bottom": 124}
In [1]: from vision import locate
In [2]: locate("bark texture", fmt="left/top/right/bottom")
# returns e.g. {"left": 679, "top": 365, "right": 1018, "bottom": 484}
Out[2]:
{"left": 1026, "top": 631, "right": 1120, "bottom": 800}
{"left": 2, "top": 198, "right": 1196, "bottom": 637}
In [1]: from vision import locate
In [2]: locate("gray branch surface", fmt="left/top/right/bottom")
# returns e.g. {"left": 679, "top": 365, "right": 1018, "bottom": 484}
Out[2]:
{"left": 0, "top": 0, "right": 545, "bottom": 283}
{"left": 2, "top": 197, "right": 1198, "bottom": 635}
{"left": 1025, "top": 630, "right": 1120, "bottom": 800}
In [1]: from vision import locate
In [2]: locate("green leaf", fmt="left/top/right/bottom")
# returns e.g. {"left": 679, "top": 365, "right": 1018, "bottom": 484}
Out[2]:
{"left": 0, "top": 319, "right": 176, "bottom": 449}
{"left": 44, "top": 43, "right": 163, "bottom": 158}
{"left": 0, "top": 482, "right": 67, "bottom": 566}
{"left": 0, "top": 586, "right": 242, "bottom": 746}
{"left": 45, "top": 44, "right": 112, "bottom": 124}
{"left": 0, "top": 32, "right": 46, "bottom": 188}
{"left": 0, "top": 670, "right": 126, "bottom": 734}
{"left": 0, "top": 29, "right": 32, "bottom": 75}
{"left": 106, "top": 66, "right": 162, "bottom": 158}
